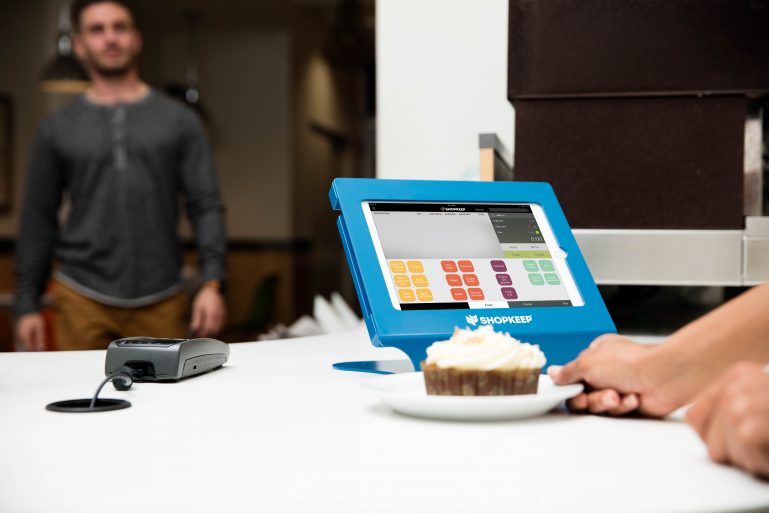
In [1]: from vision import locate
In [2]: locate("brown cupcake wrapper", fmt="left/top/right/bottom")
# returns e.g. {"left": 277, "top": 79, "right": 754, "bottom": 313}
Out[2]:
{"left": 420, "top": 362, "right": 540, "bottom": 396}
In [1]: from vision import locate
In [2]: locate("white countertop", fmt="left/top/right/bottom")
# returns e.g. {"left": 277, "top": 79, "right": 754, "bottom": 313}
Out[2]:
{"left": 1, "top": 328, "right": 768, "bottom": 513}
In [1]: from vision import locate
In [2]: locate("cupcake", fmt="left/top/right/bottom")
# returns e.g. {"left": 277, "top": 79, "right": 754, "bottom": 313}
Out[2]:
{"left": 420, "top": 326, "right": 546, "bottom": 396}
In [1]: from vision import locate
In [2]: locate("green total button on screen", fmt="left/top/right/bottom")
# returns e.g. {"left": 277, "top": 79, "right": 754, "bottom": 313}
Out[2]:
{"left": 528, "top": 273, "right": 544, "bottom": 285}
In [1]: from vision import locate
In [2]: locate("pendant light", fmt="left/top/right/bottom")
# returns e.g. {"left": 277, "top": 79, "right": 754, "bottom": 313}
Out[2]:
{"left": 164, "top": 11, "right": 208, "bottom": 121}
{"left": 40, "top": 0, "right": 90, "bottom": 94}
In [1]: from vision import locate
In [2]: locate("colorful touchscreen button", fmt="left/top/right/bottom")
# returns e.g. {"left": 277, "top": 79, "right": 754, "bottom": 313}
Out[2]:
{"left": 462, "top": 274, "right": 479, "bottom": 286}
{"left": 468, "top": 288, "right": 485, "bottom": 300}
{"left": 491, "top": 260, "right": 507, "bottom": 272}
{"left": 393, "top": 275, "right": 411, "bottom": 287}
{"left": 441, "top": 260, "right": 457, "bottom": 272}
{"left": 371, "top": 202, "right": 575, "bottom": 310}
{"left": 407, "top": 260, "right": 424, "bottom": 273}
{"left": 416, "top": 288, "right": 433, "bottom": 301}
{"left": 539, "top": 260, "right": 555, "bottom": 272}
{"left": 451, "top": 288, "right": 468, "bottom": 300}
{"left": 445, "top": 274, "right": 462, "bottom": 286}
{"left": 458, "top": 260, "right": 475, "bottom": 272}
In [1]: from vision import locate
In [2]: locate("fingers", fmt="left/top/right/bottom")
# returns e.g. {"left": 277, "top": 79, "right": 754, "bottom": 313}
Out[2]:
{"left": 566, "top": 393, "right": 588, "bottom": 411}
{"left": 200, "top": 309, "right": 224, "bottom": 337}
{"left": 190, "top": 301, "right": 225, "bottom": 337}
{"left": 566, "top": 390, "right": 639, "bottom": 415}
{"left": 738, "top": 419, "right": 769, "bottom": 478}
{"left": 609, "top": 393, "right": 640, "bottom": 416}
{"left": 189, "top": 305, "right": 202, "bottom": 336}
{"left": 31, "top": 324, "right": 47, "bottom": 351}
{"left": 19, "top": 317, "right": 47, "bottom": 352}
{"left": 587, "top": 389, "right": 620, "bottom": 412}
{"left": 548, "top": 334, "right": 621, "bottom": 385}
{"left": 22, "top": 333, "right": 36, "bottom": 351}
{"left": 553, "top": 334, "right": 647, "bottom": 416}
{"left": 686, "top": 379, "right": 725, "bottom": 438}
{"left": 703, "top": 396, "right": 729, "bottom": 464}
{"left": 190, "top": 288, "right": 227, "bottom": 338}
{"left": 685, "top": 362, "right": 769, "bottom": 475}
{"left": 548, "top": 360, "right": 583, "bottom": 385}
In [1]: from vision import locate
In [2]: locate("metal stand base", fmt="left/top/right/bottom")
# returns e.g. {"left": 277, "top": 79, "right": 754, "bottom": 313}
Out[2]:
{"left": 332, "top": 360, "right": 416, "bottom": 374}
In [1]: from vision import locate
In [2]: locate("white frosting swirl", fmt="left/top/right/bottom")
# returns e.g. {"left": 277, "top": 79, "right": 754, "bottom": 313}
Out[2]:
{"left": 425, "top": 326, "right": 546, "bottom": 371}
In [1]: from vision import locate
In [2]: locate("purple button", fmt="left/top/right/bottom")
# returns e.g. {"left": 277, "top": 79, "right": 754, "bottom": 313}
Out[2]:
{"left": 501, "top": 287, "right": 518, "bottom": 300}
{"left": 496, "top": 273, "right": 512, "bottom": 286}
{"left": 490, "top": 260, "right": 507, "bottom": 272}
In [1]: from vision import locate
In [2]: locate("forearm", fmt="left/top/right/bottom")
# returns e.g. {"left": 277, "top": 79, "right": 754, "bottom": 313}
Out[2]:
{"left": 15, "top": 123, "right": 62, "bottom": 317}
{"left": 180, "top": 110, "right": 227, "bottom": 283}
{"left": 646, "top": 282, "right": 769, "bottom": 406}
{"left": 15, "top": 259, "right": 52, "bottom": 316}
{"left": 15, "top": 221, "right": 58, "bottom": 316}
{"left": 189, "top": 202, "right": 227, "bottom": 282}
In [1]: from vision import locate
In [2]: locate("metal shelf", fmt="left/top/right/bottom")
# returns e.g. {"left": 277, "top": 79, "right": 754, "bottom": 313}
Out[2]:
{"left": 574, "top": 217, "right": 769, "bottom": 286}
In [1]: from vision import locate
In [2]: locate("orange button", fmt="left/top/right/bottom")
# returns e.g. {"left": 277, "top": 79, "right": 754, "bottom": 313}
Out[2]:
{"left": 458, "top": 260, "right": 474, "bottom": 272}
{"left": 462, "top": 274, "right": 479, "bottom": 286}
{"left": 407, "top": 260, "right": 424, "bottom": 273}
{"left": 416, "top": 288, "right": 433, "bottom": 301}
{"left": 445, "top": 274, "right": 462, "bottom": 286}
{"left": 398, "top": 289, "right": 416, "bottom": 302}
{"left": 468, "top": 288, "right": 485, "bottom": 300}
{"left": 389, "top": 260, "right": 406, "bottom": 273}
{"left": 412, "top": 274, "right": 429, "bottom": 287}
{"left": 393, "top": 274, "right": 411, "bottom": 288}
{"left": 441, "top": 260, "right": 458, "bottom": 272}
{"left": 451, "top": 288, "right": 468, "bottom": 300}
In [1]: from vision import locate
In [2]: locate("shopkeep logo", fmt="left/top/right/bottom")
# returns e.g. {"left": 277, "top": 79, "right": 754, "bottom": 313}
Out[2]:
{"left": 465, "top": 314, "right": 533, "bottom": 326}
{"left": 440, "top": 207, "right": 466, "bottom": 212}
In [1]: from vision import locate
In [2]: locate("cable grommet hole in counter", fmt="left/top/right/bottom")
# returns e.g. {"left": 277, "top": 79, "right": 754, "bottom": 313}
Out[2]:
{"left": 45, "top": 398, "right": 131, "bottom": 413}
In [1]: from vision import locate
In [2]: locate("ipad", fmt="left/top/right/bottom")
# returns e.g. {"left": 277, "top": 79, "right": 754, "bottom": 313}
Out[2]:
{"left": 362, "top": 201, "right": 584, "bottom": 310}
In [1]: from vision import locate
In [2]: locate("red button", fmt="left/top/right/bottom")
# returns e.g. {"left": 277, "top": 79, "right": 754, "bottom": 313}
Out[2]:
{"left": 468, "top": 288, "right": 485, "bottom": 300}
{"left": 450, "top": 288, "right": 468, "bottom": 300}
{"left": 445, "top": 274, "right": 462, "bottom": 286}
{"left": 441, "top": 260, "right": 458, "bottom": 272}
{"left": 462, "top": 274, "right": 479, "bottom": 286}
{"left": 458, "top": 260, "right": 474, "bottom": 272}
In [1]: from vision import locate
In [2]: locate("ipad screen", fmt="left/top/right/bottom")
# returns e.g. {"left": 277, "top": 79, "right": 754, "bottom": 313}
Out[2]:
{"left": 362, "top": 201, "right": 584, "bottom": 310}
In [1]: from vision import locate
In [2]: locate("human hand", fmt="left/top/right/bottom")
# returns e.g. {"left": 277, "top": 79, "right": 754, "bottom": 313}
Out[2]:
{"left": 685, "top": 362, "right": 769, "bottom": 478}
{"left": 548, "top": 334, "right": 679, "bottom": 417}
{"left": 190, "top": 285, "right": 227, "bottom": 337}
{"left": 16, "top": 313, "right": 47, "bottom": 351}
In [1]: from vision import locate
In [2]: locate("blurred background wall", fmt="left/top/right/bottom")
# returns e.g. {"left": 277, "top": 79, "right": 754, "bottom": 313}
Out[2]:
{"left": 377, "top": 0, "right": 512, "bottom": 181}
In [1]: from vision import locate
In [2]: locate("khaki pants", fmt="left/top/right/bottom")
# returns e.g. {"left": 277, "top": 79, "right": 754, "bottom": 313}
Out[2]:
{"left": 52, "top": 280, "right": 188, "bottom": 351}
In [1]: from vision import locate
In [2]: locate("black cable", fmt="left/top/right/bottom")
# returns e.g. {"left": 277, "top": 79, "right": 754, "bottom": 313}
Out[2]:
{"left": 89, "top": 368, "right": 134, "bottom": 409}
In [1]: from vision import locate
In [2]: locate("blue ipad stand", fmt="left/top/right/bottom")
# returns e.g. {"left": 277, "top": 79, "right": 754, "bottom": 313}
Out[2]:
{"left": 329, "top": 178, "right": 615, "bottom": 374}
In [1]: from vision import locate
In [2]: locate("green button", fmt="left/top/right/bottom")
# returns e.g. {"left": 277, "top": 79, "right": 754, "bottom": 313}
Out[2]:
{"left": 504, "top": 250, "right": 552, "bottom": 259}
{"left": 528, "top": 273, "right": 544, "bottom": 286}
{"left": 523, "top": 260, "right": 539, "bottom": 272}
{"left": 544, "top": 273, "right": 560, "bottom": 285}
{"left": 539, "top": 260, "right": 554, "bottom": 272}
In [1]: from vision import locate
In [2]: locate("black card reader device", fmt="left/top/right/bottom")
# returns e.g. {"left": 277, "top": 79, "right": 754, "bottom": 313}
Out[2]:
{"left": 105, "top": 337, "right": 230, "bottom": 381}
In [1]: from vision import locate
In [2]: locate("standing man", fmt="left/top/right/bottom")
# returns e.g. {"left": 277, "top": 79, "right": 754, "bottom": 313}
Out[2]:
{"left": 15, "top": 0, "right": 227, "bottom": 350}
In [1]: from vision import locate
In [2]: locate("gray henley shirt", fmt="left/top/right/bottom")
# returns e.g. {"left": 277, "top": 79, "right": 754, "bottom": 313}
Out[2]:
{"left": 15, "top": 90, "right": 227, "bottom": 316}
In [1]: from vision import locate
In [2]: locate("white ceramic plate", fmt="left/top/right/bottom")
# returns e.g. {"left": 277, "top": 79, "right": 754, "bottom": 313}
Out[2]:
{"left": 363, "top": 372, "right": 583, "bottom": 421}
